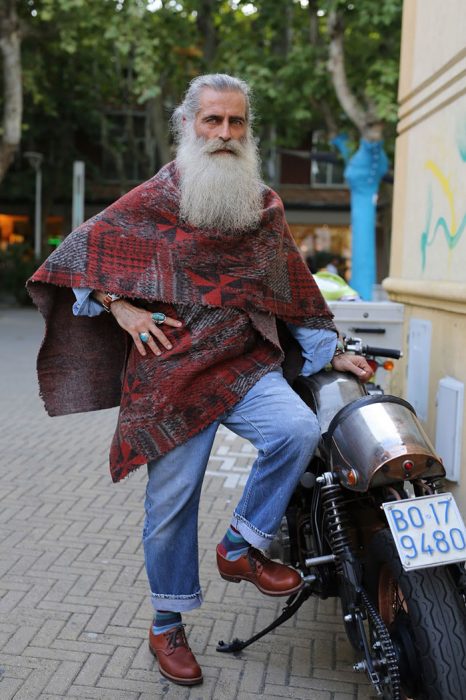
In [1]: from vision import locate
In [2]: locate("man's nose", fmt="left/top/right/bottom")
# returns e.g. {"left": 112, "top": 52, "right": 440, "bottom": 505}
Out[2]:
{"left": 218, "top": 120, "right": 232, "bottom": 141}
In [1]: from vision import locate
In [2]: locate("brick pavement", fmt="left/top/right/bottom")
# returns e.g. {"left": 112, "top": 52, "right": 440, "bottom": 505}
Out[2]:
{"left": 0, "top": 306, "right": 376, "bottom": 700}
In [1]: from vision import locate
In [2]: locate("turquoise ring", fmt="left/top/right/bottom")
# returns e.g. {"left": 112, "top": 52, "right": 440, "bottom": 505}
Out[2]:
{"left": 139, "top": 332, "right": 150, "bottom": 343}
{"left": 151, "top": 312, "right": 166, "bottom": 325}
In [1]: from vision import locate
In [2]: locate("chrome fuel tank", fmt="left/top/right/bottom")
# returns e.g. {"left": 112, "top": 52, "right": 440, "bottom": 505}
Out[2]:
{"left": 293, "top": 370, "right": 367, "bottom": 434}
{"left": 326, "top": 396, "right": 445, "bottom": 491}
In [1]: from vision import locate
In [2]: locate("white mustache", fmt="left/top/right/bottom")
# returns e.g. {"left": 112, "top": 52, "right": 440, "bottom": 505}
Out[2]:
{"left": 201, "top": 138, "right": 244, "bottom": 156}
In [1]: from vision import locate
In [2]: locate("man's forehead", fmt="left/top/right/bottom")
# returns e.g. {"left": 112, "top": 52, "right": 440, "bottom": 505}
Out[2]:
{"left": 197, "top": 88, "right": 247, "bottom": 117}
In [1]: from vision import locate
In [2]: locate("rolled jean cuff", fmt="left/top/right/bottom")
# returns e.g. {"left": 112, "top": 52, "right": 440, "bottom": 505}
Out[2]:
{"left": 231, "top": 513, "right": 275, "bottom": 550}
{"left": 150, "top": 590, "right": 203, "bottom": 613}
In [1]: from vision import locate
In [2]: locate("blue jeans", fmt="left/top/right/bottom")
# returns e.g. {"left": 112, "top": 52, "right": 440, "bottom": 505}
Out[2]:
{"left": 143, "top": 370, "right": 320, "bottom": 612}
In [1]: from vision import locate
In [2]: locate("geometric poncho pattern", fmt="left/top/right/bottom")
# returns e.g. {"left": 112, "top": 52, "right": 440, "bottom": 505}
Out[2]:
{"left": 28, "top": 161, "right": 336, "bottom": 481}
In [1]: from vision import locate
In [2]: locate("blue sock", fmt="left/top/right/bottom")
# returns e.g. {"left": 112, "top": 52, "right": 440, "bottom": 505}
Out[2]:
{"left": 152, "top": 610, "right": 182, "bottom": 635}
{"left": 218, "top": 525, "right": 250, "bottom": 561}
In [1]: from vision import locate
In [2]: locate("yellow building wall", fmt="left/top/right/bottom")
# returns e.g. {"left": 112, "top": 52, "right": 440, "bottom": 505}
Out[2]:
{"left": 384, "top": 0, "right": 466, "bottom": 507}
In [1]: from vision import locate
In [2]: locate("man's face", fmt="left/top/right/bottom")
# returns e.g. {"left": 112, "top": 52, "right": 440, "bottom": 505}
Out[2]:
{"left": 177, "top": 86, "right": 262, "bottom": 232}
{"left": 193, "top": 88, "right": 248, "bottom": 149}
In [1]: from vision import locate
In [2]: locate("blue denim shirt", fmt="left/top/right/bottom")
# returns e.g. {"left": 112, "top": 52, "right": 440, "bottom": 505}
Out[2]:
{"left": 72, "top": 288, "right": 336, "bottom": 376}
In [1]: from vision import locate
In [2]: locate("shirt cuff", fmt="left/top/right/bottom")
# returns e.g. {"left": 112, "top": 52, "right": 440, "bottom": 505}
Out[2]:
{"left": 287, "top": 324, "right": 337, "bottom": 376}
{"left": 72, "top": 287, "right": 104, "bottom": 317}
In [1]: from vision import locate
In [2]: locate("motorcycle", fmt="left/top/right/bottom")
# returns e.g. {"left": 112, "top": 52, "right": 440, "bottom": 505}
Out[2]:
{"left": 217, "top": 337, "right": 466, "bottom": 700}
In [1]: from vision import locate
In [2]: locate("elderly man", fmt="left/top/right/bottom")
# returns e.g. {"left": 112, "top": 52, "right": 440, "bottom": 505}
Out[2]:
{"left": 29, "top": 73, "right": 371, "bottom": 687}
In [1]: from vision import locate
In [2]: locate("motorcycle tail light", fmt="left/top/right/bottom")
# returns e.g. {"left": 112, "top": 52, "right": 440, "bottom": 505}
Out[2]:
{"left": 403, "top": 459, "right": 414, "bottom": 471}
{"left": 347, "top": 469, "right": 359, "bottom": 486}
{"left": 383, "top": 360, "right": 394, "bottom": 371}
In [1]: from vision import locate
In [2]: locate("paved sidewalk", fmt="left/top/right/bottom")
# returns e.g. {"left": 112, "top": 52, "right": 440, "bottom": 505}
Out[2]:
{"left": 0, "top": 307, "right": 375, "bottom": 700}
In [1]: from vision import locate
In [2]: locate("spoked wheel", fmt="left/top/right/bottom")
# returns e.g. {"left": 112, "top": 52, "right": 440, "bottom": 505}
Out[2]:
{"left": 368, "top": 529, "right": 466, "bottom": 700}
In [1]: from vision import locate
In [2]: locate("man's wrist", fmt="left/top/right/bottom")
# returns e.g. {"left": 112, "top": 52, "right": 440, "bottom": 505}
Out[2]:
{"left": 92, "top": 290, "right": 124, "bottom": 313}
{"left": 333, "top": 338, "right": 345, "bottom": 358}
{"left": 101, "top": 292, "right": 123, "bottom": 313}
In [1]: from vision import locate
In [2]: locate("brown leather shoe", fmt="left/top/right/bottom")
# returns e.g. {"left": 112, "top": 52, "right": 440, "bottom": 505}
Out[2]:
{"left": 216, "top": 545, "right": 303, "bottom": 596}
{"left": 149, "top": 625, "right": 203, "bottom": 686}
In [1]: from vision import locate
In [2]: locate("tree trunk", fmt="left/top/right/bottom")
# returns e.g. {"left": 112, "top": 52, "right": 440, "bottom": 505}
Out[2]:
{"left": 0, "top": 0, "right": 22, "bottom": 184}
{"left": 326, "top": 9, "right": 388, "bottom": 299}
{"left": 196, "top": 0, "right": 218, "bottom": 65}
{"left": 327, "top": 9, "right": 368, "bottom": 136}
{"left": 148, "top": 93, "right": 172, "bottom": 167}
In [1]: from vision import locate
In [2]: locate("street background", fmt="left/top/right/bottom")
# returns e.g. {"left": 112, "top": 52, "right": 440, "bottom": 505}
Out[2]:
{"left": 1, "top": 0, "right": 466, "bottom": 696}
{"left": 0, "top": 305, "right": 375, "bottom": 699}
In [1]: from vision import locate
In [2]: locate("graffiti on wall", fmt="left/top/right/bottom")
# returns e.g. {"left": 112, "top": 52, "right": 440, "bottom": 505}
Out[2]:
{"left": 420, "top": 117, "right": 466, "bottom": 271}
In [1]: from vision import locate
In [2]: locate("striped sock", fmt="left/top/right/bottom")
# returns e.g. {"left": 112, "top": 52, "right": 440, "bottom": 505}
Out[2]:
{"left": 218, "top": 525, "right": 250, "bottom": 561}
{"left": 152, "top": 610, "right": 182, "bottom": 635}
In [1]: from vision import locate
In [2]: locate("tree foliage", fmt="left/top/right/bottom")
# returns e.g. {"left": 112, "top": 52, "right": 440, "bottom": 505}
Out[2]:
{"left": 0, "top": 0, "right": 22, "bottom": 183}
{"left": 0, "top": 0, "right": 402, "bottom": 197}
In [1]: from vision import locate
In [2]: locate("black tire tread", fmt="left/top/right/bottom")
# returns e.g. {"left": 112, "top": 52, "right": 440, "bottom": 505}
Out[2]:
{"left": 368, "top": 529, "right": 466, "bottom": 700}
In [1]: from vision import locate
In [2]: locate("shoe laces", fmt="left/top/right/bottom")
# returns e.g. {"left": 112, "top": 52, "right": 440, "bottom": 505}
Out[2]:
{"left": 165, "top": 624, "right": 189, "bottom": 650}
{"left": 247, "top": 547, "right": 268, "bottom": 571}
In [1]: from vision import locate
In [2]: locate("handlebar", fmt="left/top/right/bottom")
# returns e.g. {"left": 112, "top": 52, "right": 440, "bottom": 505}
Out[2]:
{"left": 362, "top": 345, "right": 402, "bottom": 360}
{"left": 344, "top": 337, "right": 403, "bottom": 360}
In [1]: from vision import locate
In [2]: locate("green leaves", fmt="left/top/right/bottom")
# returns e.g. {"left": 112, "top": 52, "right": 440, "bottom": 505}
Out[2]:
{"left": 1, "top": 0, "right": 401, "bottom": 194}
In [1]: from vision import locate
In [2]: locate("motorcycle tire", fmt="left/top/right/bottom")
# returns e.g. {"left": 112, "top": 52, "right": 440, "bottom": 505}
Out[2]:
{"left": 367, "top": 528, "right": 466, "bottom": 700}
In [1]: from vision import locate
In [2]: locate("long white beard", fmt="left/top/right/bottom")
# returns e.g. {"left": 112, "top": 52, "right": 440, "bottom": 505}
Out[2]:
{"left": 176, "top": 129, "right": 264, "bottom": 233}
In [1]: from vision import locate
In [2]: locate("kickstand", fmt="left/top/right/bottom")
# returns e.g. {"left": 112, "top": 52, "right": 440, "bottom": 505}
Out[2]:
{"left": 216, "top": 585, "right": 311, "bottom": 653}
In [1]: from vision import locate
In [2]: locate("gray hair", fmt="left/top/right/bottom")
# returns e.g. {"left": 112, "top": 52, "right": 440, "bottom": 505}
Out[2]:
{"left": 172, "top": 73, "right": 253, "bottom": 142}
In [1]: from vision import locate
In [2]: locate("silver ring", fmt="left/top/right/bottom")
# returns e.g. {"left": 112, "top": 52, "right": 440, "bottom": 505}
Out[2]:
{"left": 139, "top": 332, "right": 150, "bottom": 343}
{"left": 151, "top": 312, "right": 166, "bottom": 325}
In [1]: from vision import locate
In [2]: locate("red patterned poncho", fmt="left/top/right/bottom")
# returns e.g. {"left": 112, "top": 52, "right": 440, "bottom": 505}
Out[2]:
{"left": 28, "top": 161, "right": 336, "bottom": 482}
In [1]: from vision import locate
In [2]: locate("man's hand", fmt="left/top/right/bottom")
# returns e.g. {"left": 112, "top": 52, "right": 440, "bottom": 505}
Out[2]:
{"left": 331, "top": 352, "right": 374, "bottom": 382}
{"left": 108, "top": 299, "right": 182, "bottom": 357}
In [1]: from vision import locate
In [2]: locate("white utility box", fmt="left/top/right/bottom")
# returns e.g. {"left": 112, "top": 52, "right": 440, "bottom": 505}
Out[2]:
{"left": 327, "top": 301, "right": 405, "bottom": 392}
{"left": 327, "top": 301, "right": 404, "bottom": 352}
{"left": 435, "top": 376, "right": 464, "bottom": 482}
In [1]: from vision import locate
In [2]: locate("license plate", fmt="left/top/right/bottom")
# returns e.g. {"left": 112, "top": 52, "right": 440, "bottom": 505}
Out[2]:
{"left": 382, "top": 493, "right": 466, "bottom": 571}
